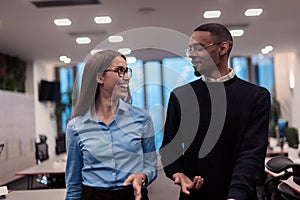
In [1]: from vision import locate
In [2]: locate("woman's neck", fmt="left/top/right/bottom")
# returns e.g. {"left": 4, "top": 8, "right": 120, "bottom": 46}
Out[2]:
{"left": 95, "top": 95, "right": 119, "bottom": 125}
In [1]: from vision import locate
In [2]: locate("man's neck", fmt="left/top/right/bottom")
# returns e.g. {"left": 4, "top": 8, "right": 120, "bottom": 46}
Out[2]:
{"left": 206, "top": 66, "right": 230, "bottom": 79}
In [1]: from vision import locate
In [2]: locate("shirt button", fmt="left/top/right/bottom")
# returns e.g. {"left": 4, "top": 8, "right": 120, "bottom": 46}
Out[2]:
{"left": 112, "top": 172, "right": 116, "bottom": 176}
{"left": 108, "top": 144, "right": 112, "bottom": 148}
{"left": 111, "top": 158, "right": 115, "bottom": 162}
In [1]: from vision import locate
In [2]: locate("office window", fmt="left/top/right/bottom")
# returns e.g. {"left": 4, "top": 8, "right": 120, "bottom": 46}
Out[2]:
{"left": 59, "top": 67, "right": 74, "bottom": 134}
{"left": 144, "top": 61, "right": 163, "bottom": 150}
{"left": 128, "top": 59, "right": 144, "bottom": 108}
{"left": 231, "top": 55, "right": 274, "bottom": 95}
{"left": 162, "top": 57, "right": 197, "bottom": 108}
{"left": 232, "top": 57, "right": 249, "bottom": 81}
{"left": 252, "top": 55, "right": 274, "bottom": 94}
{"left": 129, "top": 57, "right": 196, "bottom": 150}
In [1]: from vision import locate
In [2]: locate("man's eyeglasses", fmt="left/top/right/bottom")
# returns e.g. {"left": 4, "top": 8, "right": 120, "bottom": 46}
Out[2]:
{"left": 185, "top": 42, "right": 221, "bottom": 57}
{"left": 104, "top": 67, "right": 132, "bottom": 78}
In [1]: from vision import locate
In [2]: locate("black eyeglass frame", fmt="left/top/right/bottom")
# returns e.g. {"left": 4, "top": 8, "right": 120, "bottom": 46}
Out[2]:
{"left": 104, "top": 67, "right": 132, "bottom": 78}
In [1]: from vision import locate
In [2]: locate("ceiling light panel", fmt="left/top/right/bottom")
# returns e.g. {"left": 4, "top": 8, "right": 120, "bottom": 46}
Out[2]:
{"left": 126, "top": 56, "right": 137, "bottom": 64}
{"left": 54, "top": 18, "right": 72, "bottom": 26}
{"left": 203, "top": 10, "right": 221, "bottom": 19}
{"left": 59, "top": 55, "right": 68, "bottom": 62}
{"left": 76, "top": 37, "right": 91, "bottom": 44}
{"left": 59, "top": 55, "right": 71, "bottom": 63}
{"left": 64, "top": 57, "right": 72, "bottom": 64}
{"left": 261, "top": 48, "right": 269, "bottom": 54}
{"left": 108, "top": 36, "right": 123, "bottom": 43}
{"left": 265, "top": 45, "right": 273, "bottom": 51}
{"left": 230, "top": 29, "right": 244, "bottom": 37}
{"left": 118, "top": 48, "right": 131, "bottom": 55}
{"left": 90, "top": 49, "right": 103, "bottom": 55}
{"left": 94, "top": 16, "right": 112, "bottom": 24}
{"left": 244, "top": 8, "right": 263, "bottom": 16}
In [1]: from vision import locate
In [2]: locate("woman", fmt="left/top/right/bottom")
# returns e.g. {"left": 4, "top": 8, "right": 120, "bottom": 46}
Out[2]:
{"left": 65, "top": 50, "right": 157, "bottom": 200}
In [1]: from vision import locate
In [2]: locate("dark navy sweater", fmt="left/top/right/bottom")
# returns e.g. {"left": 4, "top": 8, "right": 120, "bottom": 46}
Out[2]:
{"left": 161, "top": 76, "right": 271, "bottom": 199}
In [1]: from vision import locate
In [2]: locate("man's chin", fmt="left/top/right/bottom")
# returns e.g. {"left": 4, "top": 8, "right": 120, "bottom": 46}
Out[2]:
{"left": 193, "top": 64, "right": 203, "bottom": 77}
{"left": 194, "top": 70, "right": 201, "bottom": 77}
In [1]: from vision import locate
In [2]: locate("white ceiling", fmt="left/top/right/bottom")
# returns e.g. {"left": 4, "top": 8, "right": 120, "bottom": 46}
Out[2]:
{"left": 1, "top": 0, "right": 300, "bottom": 65}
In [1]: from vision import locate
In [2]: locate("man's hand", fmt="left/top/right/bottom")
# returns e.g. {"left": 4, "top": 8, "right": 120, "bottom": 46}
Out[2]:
{"left": 123, "top": 173, "right": 146, "bottom": 200}
{"left": 172, "top": 173, "right": 204, "bottom": 195}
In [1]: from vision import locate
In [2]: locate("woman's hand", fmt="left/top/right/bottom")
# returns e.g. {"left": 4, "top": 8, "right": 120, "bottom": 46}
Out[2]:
{"left": 123, "top": 173, "right": 147, "bottom": 200}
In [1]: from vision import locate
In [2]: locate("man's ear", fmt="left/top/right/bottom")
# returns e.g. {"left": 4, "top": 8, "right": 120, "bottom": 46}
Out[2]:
{"left": 219, "top": 42, "right": 230, "bottom": 56}
{"left": 96, "top": 73, "right": 104, "bottom": 84}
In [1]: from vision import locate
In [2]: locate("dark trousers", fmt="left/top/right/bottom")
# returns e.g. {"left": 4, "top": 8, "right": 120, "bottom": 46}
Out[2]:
{"left": 81, "top": 185, "right": 149, "bottom": 200}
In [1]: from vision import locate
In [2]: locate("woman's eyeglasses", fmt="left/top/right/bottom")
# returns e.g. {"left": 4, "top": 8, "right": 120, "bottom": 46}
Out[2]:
{"left": 104, "top": 67, "right": 132, "bottom": 78}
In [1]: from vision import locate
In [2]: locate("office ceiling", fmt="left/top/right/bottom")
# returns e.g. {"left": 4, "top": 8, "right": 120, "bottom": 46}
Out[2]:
{"left": 0, "top": 0, "right": 300, "bottom": 65}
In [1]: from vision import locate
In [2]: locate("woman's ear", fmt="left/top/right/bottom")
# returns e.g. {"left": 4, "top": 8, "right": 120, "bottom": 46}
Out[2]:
{"left": 96, "top": 73, "right": 104, "bottom": 84}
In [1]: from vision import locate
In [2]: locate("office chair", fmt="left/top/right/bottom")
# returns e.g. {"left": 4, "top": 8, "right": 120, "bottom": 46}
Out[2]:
{"left": 35, "top": 135, "right": 49, "bottom": 164}
{"left": 55, "top": 134, "right": 66, "bottom": 155}
{"left": 34, "top": 135, "right": 66, "bottom": 188}
{"left": 34, "top": 135, "right": 50, "bottom": 187}
{"left": 264, "top": 156, "right": 300, "bottom": 200}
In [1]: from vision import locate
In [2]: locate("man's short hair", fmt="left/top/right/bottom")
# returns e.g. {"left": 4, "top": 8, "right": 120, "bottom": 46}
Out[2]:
{"left": 194, "top": 23, "right": 233, "bottom": 56}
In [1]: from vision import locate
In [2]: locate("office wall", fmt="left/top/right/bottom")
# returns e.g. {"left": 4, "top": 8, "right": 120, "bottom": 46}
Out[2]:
{"left": 0, "top": 90, "right": 35, "bottom": 185}
{"left": 33, "top": 61, "right": 57, "bottom": 158}
{"left": 274, "top": 52, "right": 300, "bottom": 132}
{"left": 292, "top": 52, "right": 300, "bottom": 132}
{"left": 0, "top": 61, "right": 59, "bottom": 185}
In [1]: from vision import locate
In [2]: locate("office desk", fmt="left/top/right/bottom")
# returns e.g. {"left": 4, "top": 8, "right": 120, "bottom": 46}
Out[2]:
{"left": 15, "top": 154, "right": 66, "bottom": 189}
{"left": 5, "top": 189, "right": 66, "bottom": 200}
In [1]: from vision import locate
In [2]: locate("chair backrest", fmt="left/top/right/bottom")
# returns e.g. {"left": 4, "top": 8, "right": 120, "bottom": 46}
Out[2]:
{"left": 35, "top": 135, "right": 49, "bottom": 164}
{"left": 55, "top": 135, "right": 66, "bottom": 155}
{"left": 265, "top": 156, "right": 300, "bottom": 200}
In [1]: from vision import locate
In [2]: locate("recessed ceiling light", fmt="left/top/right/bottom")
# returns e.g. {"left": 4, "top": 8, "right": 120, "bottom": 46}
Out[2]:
{"left": 54, "top": 18, "right": 72, "bottom": 26}
{"left": 244, "top": 8, "right": 263, "bottom": 16}
{"left": 94, "top": 16, "right": 112, "bottom": 24}
{"left": 64, "top": 57, "right": 72, "bottom": 64}
{"left": 90, "top": 49, "right": 103, "bottom": 55}
{"left": 108, "top": 36, "right": 123, "bottom": 43}
{"left": 59, "top": 55, "right": 71, "bottom": 63}
{"left": 261, "top": 48, "right": 269, "bottom": 54}
{"left": 118, "top": 48, "right": 131, "bottom": 55}
{"left": 230, "top": 29, "right": 244, "bottom": 37}
{"left": 76, "top": 37, "right": 91, "bottom": 44}
{"left": 59, "top": 55, "right": 68, "bottom": 62}
{"left": 203, "top": 10, "right": 221, "bottom": 19}
{"left": 265, "top": 45, "right": 273, "bottom": 52}
{"left": 126, "top": 56, "right": 137, "bottom": 64}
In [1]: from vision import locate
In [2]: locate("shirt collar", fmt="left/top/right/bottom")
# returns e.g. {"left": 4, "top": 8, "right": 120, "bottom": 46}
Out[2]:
{"left": 81, "top": 98, "right": 129, "bottom": 123}
{"left": 202, "top": 68, "right": 235, "bottom": 82}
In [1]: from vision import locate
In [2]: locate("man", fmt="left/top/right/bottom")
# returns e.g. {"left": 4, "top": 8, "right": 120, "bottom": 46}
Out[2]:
{"left": 160, "top": 23, "right": 271, "bottom": 199}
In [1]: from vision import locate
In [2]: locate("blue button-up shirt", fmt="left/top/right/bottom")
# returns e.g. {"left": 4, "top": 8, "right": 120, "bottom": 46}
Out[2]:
{"left": 65, "top": 100, "right": 157, "bottom": 200}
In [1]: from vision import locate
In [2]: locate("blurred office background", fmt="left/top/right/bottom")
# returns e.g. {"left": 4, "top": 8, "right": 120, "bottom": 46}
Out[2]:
{"left": 0, "top": 0, "right": 300, "bottom": 191}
